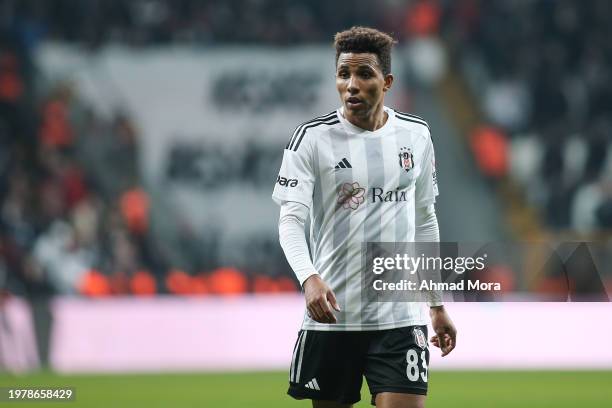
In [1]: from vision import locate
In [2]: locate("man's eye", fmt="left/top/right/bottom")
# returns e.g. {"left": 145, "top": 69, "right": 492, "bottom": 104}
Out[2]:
{"left": 338, "top": 72, "right": 349, "bottom": 78}
{"left": 361, "top": 71, "right": 372, "bottom": 79}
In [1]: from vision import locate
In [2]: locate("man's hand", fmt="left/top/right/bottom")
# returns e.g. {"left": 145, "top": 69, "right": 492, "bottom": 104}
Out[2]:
{"left": 303, "top": 274, "right": 341, "bottom": 324}
{"left": 429, "top": 306, "right": 457, "bottom": 357}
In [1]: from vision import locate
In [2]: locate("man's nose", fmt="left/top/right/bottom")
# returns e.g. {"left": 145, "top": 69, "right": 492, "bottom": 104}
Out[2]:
{"left": 347, "top": 75, "right": 359, "bottom": 93}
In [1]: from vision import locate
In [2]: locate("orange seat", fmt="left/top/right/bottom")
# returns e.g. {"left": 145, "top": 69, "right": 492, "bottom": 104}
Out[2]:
{"left": 208, "top": 267, "right": 248, "bottom": 295}
{"left": 470, "top": 126, "right": 509, "bottom": 178}
{"left": 130, "top": 270, "right": 157, "bottom": 296}
{"left": 165, "top": 269, "right": 193, "bottom": 295}
{"left": 78, "top": 269, "right": 112, "bottom": 297}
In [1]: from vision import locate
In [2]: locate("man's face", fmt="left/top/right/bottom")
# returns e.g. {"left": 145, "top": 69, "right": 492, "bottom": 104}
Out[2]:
{"left": 336, "top": 52, "right": 393, "bottom": 118}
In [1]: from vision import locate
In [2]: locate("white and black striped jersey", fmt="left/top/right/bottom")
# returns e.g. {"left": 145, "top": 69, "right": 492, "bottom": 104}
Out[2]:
{"left": 273, "top": 106, "right": 439, "bottom": 331}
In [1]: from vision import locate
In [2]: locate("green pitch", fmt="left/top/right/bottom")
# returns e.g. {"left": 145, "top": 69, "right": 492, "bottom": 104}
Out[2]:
{"left": 1, "top": 371, "right": 611, "bottom": 407}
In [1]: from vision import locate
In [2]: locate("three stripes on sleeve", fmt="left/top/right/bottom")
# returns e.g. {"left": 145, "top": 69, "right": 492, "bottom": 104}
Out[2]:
{"left": 286, "top": 111, "right": 339, "bottom": 151}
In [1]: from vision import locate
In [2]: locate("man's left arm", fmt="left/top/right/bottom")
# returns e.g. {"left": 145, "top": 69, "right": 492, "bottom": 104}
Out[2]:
{"left": 415, "top": 133, "right": 457, "bottom": 356}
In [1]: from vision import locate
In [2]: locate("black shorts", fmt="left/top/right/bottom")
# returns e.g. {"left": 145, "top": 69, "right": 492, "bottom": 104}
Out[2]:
{"left": 287, "top": 325, "right": 429, "bottom": 405}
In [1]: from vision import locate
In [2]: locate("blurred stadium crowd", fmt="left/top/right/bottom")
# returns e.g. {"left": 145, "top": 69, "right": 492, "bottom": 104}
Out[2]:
{"left": 451, "top": 1, "right": 612, "bottom": 232}
{"left": 0, "top": 0, "right": 610, "bottom": 298}
{"left": 0, "top": 48, "right": 169, "bottom": 297}
{"left": 1, "top": 0, "right": 422, "bottom": 47}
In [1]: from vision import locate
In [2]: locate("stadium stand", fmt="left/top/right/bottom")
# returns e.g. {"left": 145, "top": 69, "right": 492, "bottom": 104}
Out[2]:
{"left": 1, "top": 0, "right": 610, "bottom": 300}
{"left": 442, "top": 0, "right": 612, "bottom": 233}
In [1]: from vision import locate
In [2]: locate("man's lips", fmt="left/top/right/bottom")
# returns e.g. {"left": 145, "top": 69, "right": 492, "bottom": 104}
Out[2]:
{"left": 346, "top": 97, "right": 363, "bottom": 106}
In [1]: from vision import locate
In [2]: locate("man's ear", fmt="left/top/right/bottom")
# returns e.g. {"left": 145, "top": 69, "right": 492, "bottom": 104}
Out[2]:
{"left": 383, "top": 74, "right": 394, "bottom": 92}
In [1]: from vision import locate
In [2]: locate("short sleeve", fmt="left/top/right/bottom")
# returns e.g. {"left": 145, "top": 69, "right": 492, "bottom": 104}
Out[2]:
{"left": 272, "top": 140, "right": 315, "bottom": 208}
{"left": 415, "top": 135, "right": 439, "bottom": 208}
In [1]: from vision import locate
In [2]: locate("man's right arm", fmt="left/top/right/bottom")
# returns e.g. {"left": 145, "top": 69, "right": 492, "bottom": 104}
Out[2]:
{"left": 278, "top": 201, "right": 340, "bottom": 324}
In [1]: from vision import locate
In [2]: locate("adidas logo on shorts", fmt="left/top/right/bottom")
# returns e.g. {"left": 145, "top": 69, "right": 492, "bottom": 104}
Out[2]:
{"left": 304, "top": 378, "right": 320, "bottom": 391}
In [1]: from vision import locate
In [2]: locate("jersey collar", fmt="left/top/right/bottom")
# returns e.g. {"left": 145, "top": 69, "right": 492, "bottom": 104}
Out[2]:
{"left": 337, "top": 106, "right": 396, "bottom": 137}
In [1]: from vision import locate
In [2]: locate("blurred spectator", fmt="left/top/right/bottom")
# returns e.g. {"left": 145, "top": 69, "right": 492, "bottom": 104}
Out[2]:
{"left": 483, "top": 78, "right": 531, "bottom": 132}
{"left": 405, "top": 37, "right": 447, "bottom": 85}
{"left": 120, "top": 188, "right": 149, "bottom": 236}
{"left": 572, "top": 179, "right": 612, "bottom": 233}
{"left": 0, "top": 53, "right": 24, "bottom": 103}
{"left": 33, "top": 220, "right": 92, "bottom": 294}
{"left": 39, "top": 99, "right": 72, "bottom": 148}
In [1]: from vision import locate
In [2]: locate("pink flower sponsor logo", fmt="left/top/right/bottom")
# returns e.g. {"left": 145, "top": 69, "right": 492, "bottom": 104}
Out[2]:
{"left": 338, "top": 182, "right": 366, "bottom": 210}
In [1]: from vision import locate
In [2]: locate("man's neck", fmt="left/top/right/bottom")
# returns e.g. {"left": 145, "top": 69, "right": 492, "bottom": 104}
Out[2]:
{"left": 344, "top": 104, "right": 388, "bottom": 132}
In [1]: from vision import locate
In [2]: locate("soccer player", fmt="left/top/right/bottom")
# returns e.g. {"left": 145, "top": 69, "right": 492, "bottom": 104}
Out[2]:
{"left": 272, "top": 26, "right": 456, "bottom": 408}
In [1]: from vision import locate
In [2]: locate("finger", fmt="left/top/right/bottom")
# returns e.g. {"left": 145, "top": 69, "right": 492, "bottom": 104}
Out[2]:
{"left": 446, "top": 339, "right": 455, "bottom": 354}
{"left": 312, "top": 302, "right": 329, "bottom": 323}
{"left": 316, "top": 300, "right": 334, "bottom": 324}
{"left": 327, "top": 290, "right": 341, "bottom": 312}
{"left": 306, "top": 306, "right": 317, "bottom": 322}
{"left": 441, "top": 334, "right": 453, "bottom": 356}
{"left": 447, "top": 333, "right": 456, "bottom": 354}
{"left": 436, "top": 331, "right": 447, "bottom": 355}
{"left": 318, "top": 298, "right": 337, "bottom": 324}
{"left": 308, "top": 303, "right": 324, "bottom": 323}
{"left": 450, "top": 329, "right": 457, "bottom": 347}
{"left": 436, "top": 331, "right": 447, "bottom": 348}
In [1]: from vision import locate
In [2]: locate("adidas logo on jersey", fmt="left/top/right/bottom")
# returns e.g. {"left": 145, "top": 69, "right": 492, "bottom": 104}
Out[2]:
{"left": 304, "top": 378, "right": 320, "bottom": 391}
{"left": 334, "top": 158, "right": 352, "bottom": 169}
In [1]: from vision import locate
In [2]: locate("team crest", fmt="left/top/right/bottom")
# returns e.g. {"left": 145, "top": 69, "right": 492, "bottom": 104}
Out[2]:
{"left": 398, "top": 147, "right": 414, "bottom": 172}
{"left": 413, "top": 327, "right": 427, "bottom": 349}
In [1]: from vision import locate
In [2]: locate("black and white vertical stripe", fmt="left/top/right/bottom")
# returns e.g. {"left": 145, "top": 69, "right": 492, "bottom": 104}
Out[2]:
{"left": 286, "top": 111, "right": 339, "bottom": 151}
{"left": 289, "top": 331, "right": 308, "bottom": 383}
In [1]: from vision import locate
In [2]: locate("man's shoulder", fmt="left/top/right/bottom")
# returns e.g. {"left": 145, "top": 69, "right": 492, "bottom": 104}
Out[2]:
{"left": 285, "top": 110, "right": 340, "bottom": 152}
{"left": 392, "top": 109, "right": 431, "bottom": 140}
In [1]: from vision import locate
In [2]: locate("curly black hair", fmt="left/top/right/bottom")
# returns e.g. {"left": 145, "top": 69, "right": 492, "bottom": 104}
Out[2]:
{"left": 334, "top": 26, "right": 397, "bottom": 75}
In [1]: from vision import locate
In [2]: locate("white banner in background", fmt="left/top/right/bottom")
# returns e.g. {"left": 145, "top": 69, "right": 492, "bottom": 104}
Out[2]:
{"left": 45, "top": 298, "right": 612, "bottom": 372}
{"left": 35, "top": 45, "right": 407, "bottom": 268}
